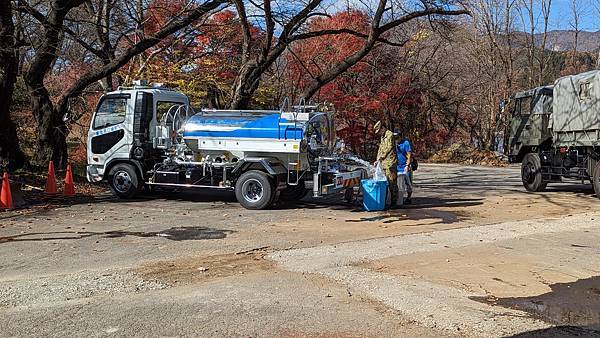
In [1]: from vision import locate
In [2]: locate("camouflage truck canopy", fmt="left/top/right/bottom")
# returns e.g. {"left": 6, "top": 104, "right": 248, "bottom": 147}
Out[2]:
{"left": 553, "top": 70, "right": 600, "bottom": 147}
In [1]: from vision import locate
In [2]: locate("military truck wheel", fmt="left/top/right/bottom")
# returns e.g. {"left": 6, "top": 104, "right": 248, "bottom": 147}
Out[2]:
{"left": 521, "top": 153, "right": 547, "bottom": 192}
{"left": 593, "top": 161, "right": 600, "bottom": 199}
{"left": 235, "top": 170, "right": 274, "bottom": 210}
{"left": 108, "top": 163, "right": 141, "bottom": 199}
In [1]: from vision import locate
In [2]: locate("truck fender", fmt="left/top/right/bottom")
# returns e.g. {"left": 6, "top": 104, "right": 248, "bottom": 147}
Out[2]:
{"left": 232, "top": 157, "right": 287, "bottom": 176}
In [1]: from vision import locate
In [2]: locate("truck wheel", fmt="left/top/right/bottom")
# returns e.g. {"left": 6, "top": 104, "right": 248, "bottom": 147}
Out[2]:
{"left": 593, "top": 161, "right": 600, "bottom": 199}
{"left": 235, "top": 170, "right": 274, "bottom": 210}
{"left": 521, "top": 153, "right": 547, "bottom": 192}
{"left": 108, "top": 163, "right": 141, "bottom": 199}
{"left": 279, "top": 183, "right": 308, "bottom": 202}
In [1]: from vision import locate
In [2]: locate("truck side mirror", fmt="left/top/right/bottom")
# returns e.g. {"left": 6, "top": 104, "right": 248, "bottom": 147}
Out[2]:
{"left": 499, "top": 99, "right": 507, "bottom": 112}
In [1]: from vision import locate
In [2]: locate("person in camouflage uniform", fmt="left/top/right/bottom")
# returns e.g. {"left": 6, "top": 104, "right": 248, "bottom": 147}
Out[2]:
{"left": 374, "top": 121, "right": 398, "bottom": 207}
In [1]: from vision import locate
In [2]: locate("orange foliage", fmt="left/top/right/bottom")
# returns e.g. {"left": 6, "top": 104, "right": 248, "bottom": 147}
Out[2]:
{"left": 286, "top": 10, "right": 423, "bottom": 158}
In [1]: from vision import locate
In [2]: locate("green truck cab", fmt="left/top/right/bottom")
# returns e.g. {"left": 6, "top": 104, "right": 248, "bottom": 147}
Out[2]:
{"left": 507, "top": 70, "right": 600, "bottom": 198}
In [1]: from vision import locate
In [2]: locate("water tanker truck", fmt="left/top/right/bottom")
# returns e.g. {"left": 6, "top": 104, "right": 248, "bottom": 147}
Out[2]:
{"left": 507, "top": 70, "right": 600, "bottom": 197}
{"left": 86, "top": 82, "right": 364, "bottom": 209}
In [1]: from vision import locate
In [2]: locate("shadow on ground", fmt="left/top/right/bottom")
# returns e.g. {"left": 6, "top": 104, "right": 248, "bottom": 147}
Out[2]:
{"left": 3, "top": 164, "right": 595, "bottom": 222}
{"left": 0, "top": 226, "right": 235, "bottom": 244}
{"left": 506, "top": 325, "right": 600, "bottom": 337}
{"left": 472, "top": 276, "right": 600, "bottom": 333}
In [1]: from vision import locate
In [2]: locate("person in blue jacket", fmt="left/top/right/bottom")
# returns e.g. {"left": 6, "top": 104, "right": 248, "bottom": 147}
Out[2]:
{"left": 395, "top": 129, "right": 413, "bottom": 204}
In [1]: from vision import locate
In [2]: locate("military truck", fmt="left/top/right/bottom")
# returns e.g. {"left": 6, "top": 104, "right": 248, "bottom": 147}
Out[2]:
{"left": 507, "top": 70, "right": 600, "bottom": 198}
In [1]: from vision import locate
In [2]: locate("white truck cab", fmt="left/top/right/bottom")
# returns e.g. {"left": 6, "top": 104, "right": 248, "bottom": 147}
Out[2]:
{"left": 87, "top": 84, "right": 189, "bottom": 184}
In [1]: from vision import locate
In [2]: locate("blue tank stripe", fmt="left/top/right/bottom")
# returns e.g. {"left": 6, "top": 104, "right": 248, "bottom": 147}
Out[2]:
{"left": 183, "top": 113, "right": 304, "bottom": 140}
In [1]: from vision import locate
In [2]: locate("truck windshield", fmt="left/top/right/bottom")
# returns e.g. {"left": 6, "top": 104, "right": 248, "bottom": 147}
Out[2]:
{"left": 93, "top": 96, "right": 128, "bottom": 129}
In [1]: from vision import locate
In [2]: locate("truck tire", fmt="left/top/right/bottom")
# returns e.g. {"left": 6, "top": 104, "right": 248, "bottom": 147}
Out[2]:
{"left": 235, "top": 170, "right": 274, "bottom": 210}
{"left": 593, "top": 161, "right": 600, "bottom": 199}
{"left": 279, "top": 183, "right": 308, "bottom": 202}
{"left": 521, "top": 153, "right": 547, "bottom": 192}
{"left": 108, "top": 163, "right": 141, "bottom": 199}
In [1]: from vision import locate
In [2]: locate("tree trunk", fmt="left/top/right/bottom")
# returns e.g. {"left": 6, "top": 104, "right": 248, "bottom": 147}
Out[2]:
{"left": 230, "top": 65, "right": 257, "bottom": 109}
{"left": 21, "top": 0, "right": 225, "bottom": 168}
{"left": 229, "top": 58, "right": 276, "bottom": 109}
{"left": 228, "top": 0, "right": 323, "bottom": 109}
{"left": 0, "top": 0, "right": 25, "bottom": 170}
{"left": 99, "top": 71, "right": 113, "bottom": 90}
{"left": 527, "top": 0, "right": 535, "bottom": 87}
{"left": 22, "top": 0, "right": 85, "bottom": 168}
{"left": 29, "top": 85, "right": 68, "bottom": 167}
{"left": 59, "top": 0, "right": 227, "bottom": 109}
{"left": 538, "top": 0, "right": 552, "bottom": 85}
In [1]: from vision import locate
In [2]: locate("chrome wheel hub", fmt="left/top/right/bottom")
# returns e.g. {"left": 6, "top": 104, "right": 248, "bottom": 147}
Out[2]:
{"left": 242, "top": 179, "right": 263, "bottom": 203}
{"left": 114, "top": 171, "right": 132, "bottom": 193}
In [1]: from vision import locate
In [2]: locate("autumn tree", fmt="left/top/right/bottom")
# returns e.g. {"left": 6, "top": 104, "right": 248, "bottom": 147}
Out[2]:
{"left": 229, "top": 0, "right": 328, "bottom": 109}
{"left": 19, "top": 0, "right": 87, "bottom": 169}
{"left": 229, "top": 0, "right": 468, "bottom": 110}
{"left": 285, "top": 10, "right": 474, "bottom": 159}
{"left": 284, "top": 10, "right": 380, "bottom": 155}
{"left": 130, "top": 9, "right": 266, "bottom": 108}
{"left": 17, "top": 0, "right": 227, "bottom": 167}
{"left": 297, "top": 0, "right": 469, "bottom": 102}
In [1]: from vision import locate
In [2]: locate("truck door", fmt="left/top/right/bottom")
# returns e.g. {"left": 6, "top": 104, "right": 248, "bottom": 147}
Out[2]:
{"left": 509, "top": 95, "right": 536, "bottom": 155}
{"left": 89, "top": 94, "right": 132, "bottom": 160}
{"left": 531, "top": 91, "right": 553, "bottom": 143}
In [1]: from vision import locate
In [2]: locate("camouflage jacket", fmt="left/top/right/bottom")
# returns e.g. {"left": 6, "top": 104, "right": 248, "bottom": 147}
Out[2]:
{"left": 377, "top": 130, "right": 398, "bottom": 169}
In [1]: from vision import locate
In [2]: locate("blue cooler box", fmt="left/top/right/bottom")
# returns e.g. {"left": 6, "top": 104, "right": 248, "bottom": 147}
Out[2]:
{"left": 361, "top": 179, "right": 388, "bottom": 211}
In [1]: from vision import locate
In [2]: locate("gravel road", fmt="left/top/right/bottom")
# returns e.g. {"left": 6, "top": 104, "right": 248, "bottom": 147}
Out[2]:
{"left": 1, "top": 163, "right": 598, "bottom": 337}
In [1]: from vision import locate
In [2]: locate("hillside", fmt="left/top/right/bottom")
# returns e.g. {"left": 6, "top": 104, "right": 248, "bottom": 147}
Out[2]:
{"left": 535, "top": 30, "right": 600, "bottom": 52}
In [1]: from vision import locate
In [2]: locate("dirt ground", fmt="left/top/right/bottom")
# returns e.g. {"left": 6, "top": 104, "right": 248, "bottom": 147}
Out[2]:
{"left": 0, "top": 163, "right": 598, "bottom": 337}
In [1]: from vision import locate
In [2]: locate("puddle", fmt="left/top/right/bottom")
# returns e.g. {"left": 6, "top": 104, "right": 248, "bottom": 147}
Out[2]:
{"left": 0, "top": 226, "right": 235, "bottom": 243}
{"left": 105, "top": 226, "right": 234, "bottom": 241}
{"left": 472, "top": 276, "right": 600, "bottom": 332}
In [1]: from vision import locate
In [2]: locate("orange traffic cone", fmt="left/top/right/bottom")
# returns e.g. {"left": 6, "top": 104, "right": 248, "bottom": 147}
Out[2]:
{"left": 64, "top": 163, "right": 75, "bottom": 197}
{"left": 45, "top": 161, "right": 57, "bottom": 194}
{"left": 0, "top": 172, "right": 14, "bottom": 210}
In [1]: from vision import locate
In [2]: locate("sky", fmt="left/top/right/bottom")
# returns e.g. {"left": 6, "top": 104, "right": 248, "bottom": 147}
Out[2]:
{"left": 335, "top": 0, "right": 600, "bottom": 33}
{"left": 272, "top": 0, "right": 599, "bottom": 33}
{"left": 526, "top": 0, "right": 599, "bottom": 32}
